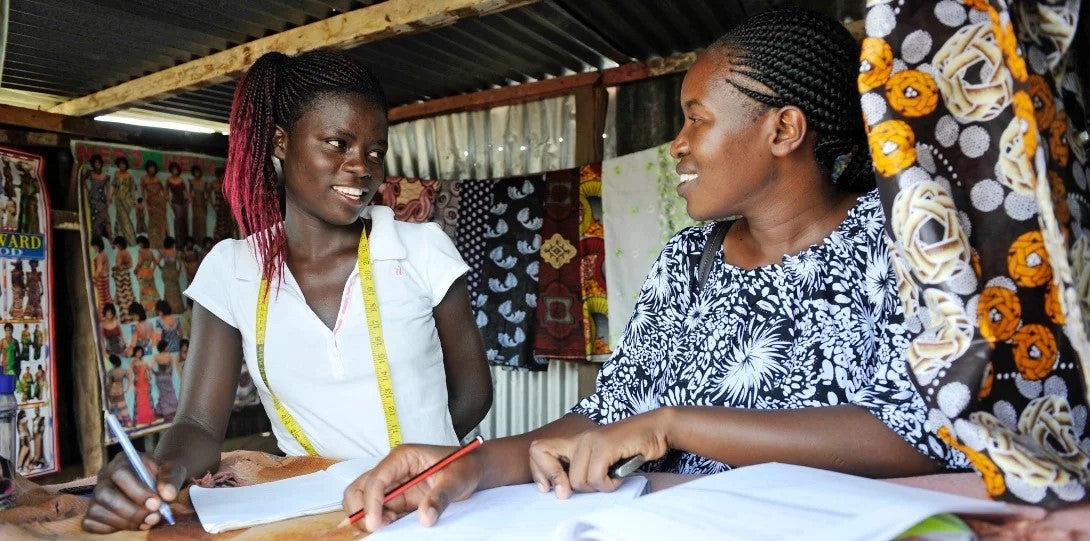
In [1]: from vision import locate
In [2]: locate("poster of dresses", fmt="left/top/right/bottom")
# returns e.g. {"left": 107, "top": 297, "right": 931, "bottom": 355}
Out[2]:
{"left": 72, "top": 141, "right": 258, "bottom": 442}
{"left": 0, "top": 146, "right": 59, "bottom": 478}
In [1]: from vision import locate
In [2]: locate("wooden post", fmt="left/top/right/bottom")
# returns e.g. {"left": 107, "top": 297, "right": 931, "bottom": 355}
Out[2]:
{"left": 573, "top": 85, "right": 608, "bottom": 167}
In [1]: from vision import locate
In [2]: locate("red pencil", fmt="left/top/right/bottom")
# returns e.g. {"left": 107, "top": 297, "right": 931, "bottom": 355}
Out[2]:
{"left": 339, "top": 435, "right": 484, "bottom": 528}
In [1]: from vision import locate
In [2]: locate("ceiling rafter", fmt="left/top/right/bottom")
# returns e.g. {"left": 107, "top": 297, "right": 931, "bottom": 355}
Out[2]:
{"left": 46, "top": 0, "right": 541, "bottom": 117}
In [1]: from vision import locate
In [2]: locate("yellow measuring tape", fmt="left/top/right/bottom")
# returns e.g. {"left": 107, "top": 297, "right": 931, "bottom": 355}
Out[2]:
{"left": 255, "top": 229, "right": 402, "bottom": 456}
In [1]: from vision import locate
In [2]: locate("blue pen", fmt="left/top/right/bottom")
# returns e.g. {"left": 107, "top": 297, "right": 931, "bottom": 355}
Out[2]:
{"left": 103, "top": 412, "right": 175, "bottom": 525}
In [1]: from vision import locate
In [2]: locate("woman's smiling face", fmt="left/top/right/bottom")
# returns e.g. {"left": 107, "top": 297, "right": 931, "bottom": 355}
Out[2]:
{"left": 670, "top": 53, "right": 778, "bottom": 222}
{"left": 276, "top": 92, "right": 387, "bottom": 227}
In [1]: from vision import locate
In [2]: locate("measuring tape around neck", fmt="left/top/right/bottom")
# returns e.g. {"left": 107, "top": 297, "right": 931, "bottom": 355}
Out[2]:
{"left": 255, "top": 229, "right": 403, "bottom": 455}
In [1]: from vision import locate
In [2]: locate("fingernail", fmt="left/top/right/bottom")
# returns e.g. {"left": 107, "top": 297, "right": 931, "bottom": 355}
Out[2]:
{"left": 139, "top": 523, "right": 151, "bottom": 531}
{"left": 424, "top": 508, "right": 438, "bottom": 525}
{"left": 537, "top": 482, "right": 547, "bottom": 493}
{"left": 145, "top": 513, "right": 160, "bottom": 526}
{"left": 145, "top": 497, "right": 161, "bottom": 512}
{"left": 161, "top": 485, "right": 177, "bottom": 501}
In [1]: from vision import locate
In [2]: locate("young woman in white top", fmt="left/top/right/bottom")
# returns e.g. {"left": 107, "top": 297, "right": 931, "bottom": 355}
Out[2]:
{"left": 82, "top": 50, "right": 493, "bottom": 534}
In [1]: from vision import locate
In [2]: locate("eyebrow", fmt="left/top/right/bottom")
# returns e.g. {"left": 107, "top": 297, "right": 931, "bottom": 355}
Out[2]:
{"left": 682, "top": 99, "right": 702, "bottom": 109}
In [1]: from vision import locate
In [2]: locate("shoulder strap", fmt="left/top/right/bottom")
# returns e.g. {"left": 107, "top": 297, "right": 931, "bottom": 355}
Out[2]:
{"left": 697, "top": 221, "right": 732, "bottom": 291}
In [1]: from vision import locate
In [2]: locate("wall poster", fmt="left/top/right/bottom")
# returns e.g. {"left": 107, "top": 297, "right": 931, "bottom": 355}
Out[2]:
{"left": 72, "top": 141, "right": 258, "bottom": 443}
{"left": 0, "top": 146, "right": 59, "bottom": 478}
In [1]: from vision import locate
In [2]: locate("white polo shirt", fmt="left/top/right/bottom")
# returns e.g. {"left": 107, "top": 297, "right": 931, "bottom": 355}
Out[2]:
{"left": 184, "top": 205, "right": 467, "bottom": 459}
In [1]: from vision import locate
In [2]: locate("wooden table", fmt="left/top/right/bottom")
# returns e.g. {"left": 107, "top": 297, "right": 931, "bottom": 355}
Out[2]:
{"left": 2, "top": 452, "right": 1087, "bottom": 540}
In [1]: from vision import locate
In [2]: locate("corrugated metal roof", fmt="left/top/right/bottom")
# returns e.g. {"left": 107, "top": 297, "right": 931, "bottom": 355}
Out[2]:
{"left": 0, "top": 0, "right": 863, "bottom": 127}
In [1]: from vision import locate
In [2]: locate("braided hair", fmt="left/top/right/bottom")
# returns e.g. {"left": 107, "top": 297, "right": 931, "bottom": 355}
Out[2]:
{"left": 709, "top": 9, "right": 874, "bottom": 191}
{"left": 224, "top": 50, "right": 387, "bottom": 286}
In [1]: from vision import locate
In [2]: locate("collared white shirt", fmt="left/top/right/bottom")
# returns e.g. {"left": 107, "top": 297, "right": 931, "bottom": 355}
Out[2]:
{"left": 185, "top": 205, "right": 467, "bottom": 459}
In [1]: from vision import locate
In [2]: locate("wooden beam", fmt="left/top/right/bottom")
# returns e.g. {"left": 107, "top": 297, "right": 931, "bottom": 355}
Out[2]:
{"left": 0, "top": 104, "right": 128, "bottom": 140}
{"left": 390, "top": 71, "right": 599, "bottom": 123}
{"left": 601, "top": 52, "right": 697, "bottom": 87}
{"left": 388, "top": 52, "right": 698, "bottom": 124}
{"left": 47, "top": 0, "right": 541, "bottom": 117}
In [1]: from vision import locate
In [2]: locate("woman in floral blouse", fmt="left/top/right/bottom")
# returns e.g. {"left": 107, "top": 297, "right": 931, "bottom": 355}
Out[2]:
{"left": 345, "top": 9, "right": 967, "bottom": 532}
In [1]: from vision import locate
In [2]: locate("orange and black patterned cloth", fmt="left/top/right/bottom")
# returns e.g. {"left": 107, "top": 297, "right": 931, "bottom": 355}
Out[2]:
{"left": 862, "top": 0, "right": 1089, "bottom": 507}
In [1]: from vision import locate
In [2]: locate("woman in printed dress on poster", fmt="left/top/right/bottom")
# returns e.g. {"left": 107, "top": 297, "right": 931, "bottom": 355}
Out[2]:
{"left": 9, "top": 260, "right": 24, "bottom": 319}
{"left": 23, "top": 260, "right": 43, "bottom": 320}
{"left": 153, "top": 300, "right": 181, "bottom": 354}
{"left": 86, "top": 155, "right": 111, "bottom": 242}
{"left": 16, "top": 162, "right": 40, "bottom": 235}
{"left": 134, "top": 235, "right": 159, "bottom": 314}
{"left": 152, "top": 340, "right": 178, "bottom": 422}
{"left": 189, "top": 165, "right": 208, "bottom": 241}
{"left": 90, "top": 237, "right": 113, "bottom": 312}
{"left": 208, "top": 173, "right": 232, "bottom": 241}
{"left": 110, "top": 237, "right": 135, "bottom": 320}
{"left": 106, "top": 354, "right": 133, "bottom": 427}
{"left": 157, "top": 237, "right": 185, "bottom": 314}
{"left": 129, "top": 351, "right": 155, "bottom": 426}
{"left": 179, "top": 237, "right": 199, "bottom": 285}
{"left": 110, "top": 157, "right": 137, "bottom": 245}
{"left": 126, "top": 302, "right": 154, "bottom": 359}
{"left": 100, "top": 303, "right": 125, "bottom": 357}
{"left": 141, "top": 162, "right": 168, "bottom": 249}
{"left": 166, "top": 163, "right": 190, "bottom": 242}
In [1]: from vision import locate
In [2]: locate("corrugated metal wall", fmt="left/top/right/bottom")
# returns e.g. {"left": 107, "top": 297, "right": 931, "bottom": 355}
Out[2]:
{"left": 479, "top": 360, "right": 582, "bottom": 439}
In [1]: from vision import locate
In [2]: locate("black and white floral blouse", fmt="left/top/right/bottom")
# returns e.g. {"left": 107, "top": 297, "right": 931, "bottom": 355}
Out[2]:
{"left": 571, "top": 190, "right": 969, "bottom": 474}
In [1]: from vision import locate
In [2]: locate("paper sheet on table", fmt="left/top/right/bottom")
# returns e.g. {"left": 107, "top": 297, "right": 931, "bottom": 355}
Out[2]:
{"left": 554, "top": 463, "right": 1016, "bottom": 541}
{"left": 190, "top": 456, "right": 381, "bottom": 533}
{"left": 366, "top": 476, "right": 649, "bottom": 541}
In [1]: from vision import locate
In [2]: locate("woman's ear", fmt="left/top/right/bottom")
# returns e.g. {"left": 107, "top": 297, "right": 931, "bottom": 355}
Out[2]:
{"left": 272, "top": 126, "right": 288, "bottom": 161}
{"left": 770, "top": 106, "right": 808, "bottom": 157}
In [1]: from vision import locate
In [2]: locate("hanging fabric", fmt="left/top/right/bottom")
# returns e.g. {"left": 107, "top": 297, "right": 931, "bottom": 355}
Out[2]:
{"left": 579, "top": 164, "right": 611, "bottom": 358}
{"left": 475, "top": 175, "right": 547, "bottom": 370}
{"left": 376, "top": 176, "right": 439, "bottom": 224}
{"left": 534, "top": 168, "right": 587, "bottom": 360}
{"left": 602, "top": 143, "right": 700, "bottom": 348}
{"left": 862, "top": 0, "right": 1090, "bottom": 507}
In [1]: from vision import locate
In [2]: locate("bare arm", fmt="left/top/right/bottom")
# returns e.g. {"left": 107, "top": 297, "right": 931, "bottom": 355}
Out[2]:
{"left": 83, "top": 302, "right": 242, "bottom": 533}
{"left": 153, "top": 302, "right": 243, "bottom": 478}
{"left": 528, "top": 405, "right": 941, "bottom": 499}
{"left": 433, "top": 277, "right": 492, "bottom": 439}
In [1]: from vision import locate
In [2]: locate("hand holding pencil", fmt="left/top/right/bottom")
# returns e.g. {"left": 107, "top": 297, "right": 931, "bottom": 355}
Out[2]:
{"left": 341, "top": 436, "right": 486, "bottom": 532}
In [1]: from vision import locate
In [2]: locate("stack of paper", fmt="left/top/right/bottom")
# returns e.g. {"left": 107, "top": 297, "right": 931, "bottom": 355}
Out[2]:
{"left": 554, "top": 463, "right": 1016, "bottom": 541}
{"left": 190, "top": 456, "right": 381, "bottom": 533}
{"left": 367, "top": 476, "right": 650, "bottom": 540}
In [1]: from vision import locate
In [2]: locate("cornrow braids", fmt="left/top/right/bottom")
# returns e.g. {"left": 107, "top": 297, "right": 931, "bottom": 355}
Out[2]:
{"left": 224, "top": 50, "right": 387, "bottom": 287}
{"left": 710, "top": 9, "right": 875, "bottom": 192}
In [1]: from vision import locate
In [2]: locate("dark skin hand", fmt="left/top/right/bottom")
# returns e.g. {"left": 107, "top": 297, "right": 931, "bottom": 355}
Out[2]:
{"left": 346, "top": 407, "right": 941, "bottom": 533}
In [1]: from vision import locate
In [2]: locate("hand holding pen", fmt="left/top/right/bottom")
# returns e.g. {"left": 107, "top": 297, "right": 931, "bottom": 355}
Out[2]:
{"left": 342, "top": 436, "right": 486, "bottom": 532}
{"left": 81, "top": 413, "right": 188, "bottom": 533}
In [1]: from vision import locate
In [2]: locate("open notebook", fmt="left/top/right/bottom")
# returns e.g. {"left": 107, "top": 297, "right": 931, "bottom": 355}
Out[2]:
{"left": 554, "top": 463, "right": 1017, "bottom": 541}
{"left": 366, "top": 476, "right": 650, "bottom": 541}
{"left": 190, "top": 456, "right": 381, "bottom": 533}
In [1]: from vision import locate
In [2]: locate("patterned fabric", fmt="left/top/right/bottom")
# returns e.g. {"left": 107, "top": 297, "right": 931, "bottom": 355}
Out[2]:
{"left": 475, "top": 176, "right": 546, "bottom": 369}
{"left": 579, "top": 164, "right": 611, "bottom": 356}
{"left": 431, "top": 179, "right": 462, "bottom": 241}
{"left": 534, "top": 168, "right": 587, "bottom": 360}
{"left": 572, "top": 191, "right": 968, "bottom": 474}
{"left": 456, "top": 180, "right": 491, "bottom": 307}
{"left": 378, "top": 176, "right": 438, "bottom": 223}
{"left": 603, "top": 144, "right": 700, "bottom": 348}
{"left": 862, "top": 0, "right": 1090, "bottom": 506}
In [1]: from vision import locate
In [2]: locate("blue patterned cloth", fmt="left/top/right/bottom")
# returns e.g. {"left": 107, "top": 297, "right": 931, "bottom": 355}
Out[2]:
{"left": 475, "top": 176, "right": 547, "bottom": 369}
{"left": 572, "top": 190, "right": 969, "bottom": 474}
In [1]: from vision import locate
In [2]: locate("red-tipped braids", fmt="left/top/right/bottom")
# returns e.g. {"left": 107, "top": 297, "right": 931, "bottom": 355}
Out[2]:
{"left": 223, "top": 50, "right": 387, "bottom": 290}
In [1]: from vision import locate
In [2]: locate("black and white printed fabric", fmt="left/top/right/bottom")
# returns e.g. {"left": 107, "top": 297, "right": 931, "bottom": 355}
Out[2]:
{"left": 572, "top": 190, "right": 970, "bottom": 474}
{"left": 475, "top": 175, "right": 547, "bottom": 369}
